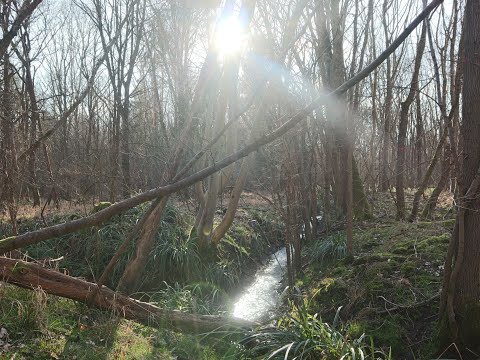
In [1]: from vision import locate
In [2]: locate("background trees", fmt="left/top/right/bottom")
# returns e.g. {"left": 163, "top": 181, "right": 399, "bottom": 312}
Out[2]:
{"left": 1, "top": 0, "right": 459, "bottom": 228}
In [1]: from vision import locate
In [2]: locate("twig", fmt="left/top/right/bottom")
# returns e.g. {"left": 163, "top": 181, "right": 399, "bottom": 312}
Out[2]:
{"left": 376, "top": 292, "right": 440, "bottom": 314}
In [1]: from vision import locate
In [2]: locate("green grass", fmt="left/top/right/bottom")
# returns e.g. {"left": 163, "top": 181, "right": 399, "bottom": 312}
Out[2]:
{"left": 240, "top": 304, "right": 391, "bottom": 359}
{"left": 0, "top": 284, "right": 244, "bottom": 360}
{"left": 309, "top": 232, "right": 347, "bottom": 264}
{"left": 3, "top": 191, "right": 453, "bottom": 358}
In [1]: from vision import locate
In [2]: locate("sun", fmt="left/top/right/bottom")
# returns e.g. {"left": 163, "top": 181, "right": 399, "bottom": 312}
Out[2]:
{"left": 214, "top": 15, "right": 246, "bottom": 57}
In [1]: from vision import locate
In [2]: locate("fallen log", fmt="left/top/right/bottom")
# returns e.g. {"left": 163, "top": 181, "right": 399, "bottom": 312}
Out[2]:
{"left": 0, "top": 257, "right": 256, "bottom": 334}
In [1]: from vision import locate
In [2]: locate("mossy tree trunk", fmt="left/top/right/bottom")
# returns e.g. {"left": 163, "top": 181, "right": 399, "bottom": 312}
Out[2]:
{"left": 352, "top": 157, "right": 372, "bottom": 220}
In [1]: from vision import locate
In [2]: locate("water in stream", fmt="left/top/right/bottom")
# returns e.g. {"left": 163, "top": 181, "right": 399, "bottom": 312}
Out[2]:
{"left": 232, "top": 247, "right": 288, "bottom": 321}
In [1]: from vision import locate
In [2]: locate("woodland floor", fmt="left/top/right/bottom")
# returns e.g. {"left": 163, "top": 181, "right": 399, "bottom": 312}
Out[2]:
{"left": 298, "top": 190, "right": 455, "bottom": 359}
{"left": 0, "top": 190, "right": 457, "bottom": 359}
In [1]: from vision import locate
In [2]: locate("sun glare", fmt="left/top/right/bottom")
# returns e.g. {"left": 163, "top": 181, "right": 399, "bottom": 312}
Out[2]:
{"left": 214, "top": 15, "right": 246, "bottom": 57}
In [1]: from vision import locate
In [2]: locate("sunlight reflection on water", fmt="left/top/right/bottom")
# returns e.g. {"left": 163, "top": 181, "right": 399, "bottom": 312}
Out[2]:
{"left": 232, "top": 247, "right": 287, "bottom": 321}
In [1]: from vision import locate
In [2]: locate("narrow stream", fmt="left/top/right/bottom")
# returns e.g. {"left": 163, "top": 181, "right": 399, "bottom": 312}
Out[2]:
{"left": 232, "top": 247, "right": 288, "bottom": 321}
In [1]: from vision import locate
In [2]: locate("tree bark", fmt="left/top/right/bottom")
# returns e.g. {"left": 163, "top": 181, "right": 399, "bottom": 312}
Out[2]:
{"left": 440, "top": 0, "right": 480, "bottom": 348}
{"left": 117, "top": 197, "right": 169, "bottom": 293}
{"left": 395, "top": 20, "right": 427, "bottom": 220}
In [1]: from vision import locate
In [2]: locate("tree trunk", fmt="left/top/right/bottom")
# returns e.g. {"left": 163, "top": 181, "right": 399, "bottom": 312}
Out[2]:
{"left": 195, "top": 63, "right": 239, "bottom": 248}
{"left": 440, "top": 0, "right": 480, "bottom": 349}
{"left": 117, "top": 197, "right": 169, "bottom": 294}
{"left": 408, "top": 25, "right": 463, "bottom": 222}
{"left": 109, "top": 111, "right": 121, "bottom": 202}
{"left": 121, "top": 102, "right": 131, "bottom": 198}
{"left": 352, "top": 157, "right": 372, "bottom": 219}
{"left": 1, "top": 18, "right": 18, "bottom": 234}
{"left": 211, "top": 154, "right": 253, "bottom": 245}
{"left": 17, "top": 31, "right": 42, "bottom": 207}
{"left": 395, "top": 20, "right": 427, "bottom": 220}
{"left": 415, "top": 92, "right": 424, "bottom": 185}
{"left": 380, "top": 0, "right": 393, "bottom": 192}
{"left": 421, "top": 146, "right": 450, "bottom": 219}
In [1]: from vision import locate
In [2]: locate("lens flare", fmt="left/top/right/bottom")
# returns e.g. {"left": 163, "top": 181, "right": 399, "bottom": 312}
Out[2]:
{"left": 214, "top": 15, "right": 246, "bottom": 57}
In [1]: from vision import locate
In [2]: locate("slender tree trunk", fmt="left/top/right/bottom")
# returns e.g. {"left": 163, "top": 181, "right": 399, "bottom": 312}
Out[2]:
{"left": 421, "top": 6, "right": 461, "bottom": 217}
{"left": 421, "top": 146, "right": 450, "bottom": 219}
{"left": 415, "top": 92, "right": 424, "bottom": 185}
{"left": 109, "top": 110, "right": 121, "bottom": 202}
{"left": 346, "top": 135, "right": 353, "bottom": 256}
{"left": 27, "top": 118, "right": 40, "bottom": 207}
{"left": 18, "top": 34, "right": 42, "bottom": 207}
{"left": 211, "top": 155, "right": 253, "bottom": 245}
{"left": 380, "top": 0, "right": 393, "bottom": 191}
{"left": 395, "top": 20, "right": 427, "bottom": 220}
{"left": 409, "top": 25, "right": 463, "bottom": 222}
{"left": 1, "top": 11, "right": 19, "bottom": 234}
{"left": 121, "top": 102, "right": 131, "bottom": 198}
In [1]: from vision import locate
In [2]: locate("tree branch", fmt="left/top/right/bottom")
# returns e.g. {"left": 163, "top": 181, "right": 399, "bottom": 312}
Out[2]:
{"left": 0, "top": 0, "right": 43, "bottom": 58}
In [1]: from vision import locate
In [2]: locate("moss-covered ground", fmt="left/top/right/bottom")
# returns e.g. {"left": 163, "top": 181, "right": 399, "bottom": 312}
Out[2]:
{"left": 297, "top": 192, "right": 455, "bottom": 359}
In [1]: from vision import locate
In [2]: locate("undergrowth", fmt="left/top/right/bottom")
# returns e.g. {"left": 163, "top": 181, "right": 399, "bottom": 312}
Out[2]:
{"left": 5, "top": 201, "right": 282, "bottom": 293}
{"left": 0, "top": 284, "right": 230, "bottom": 359}
{"left": 241, "top": 303, "right": 391, "bottom": 359}
{"left": 1, "top": 192, "right": 455, "bottom": 359}
{"left": 298, "top": 197, "right": 454, "bottom": 359}
{"left": 0, "top": 199, "right": 284, "bottom": 359}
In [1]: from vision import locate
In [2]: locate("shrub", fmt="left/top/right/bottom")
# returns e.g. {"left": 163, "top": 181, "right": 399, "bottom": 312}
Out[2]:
{"left": 310, "top": 233, "right": 347, "bottom": 264}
